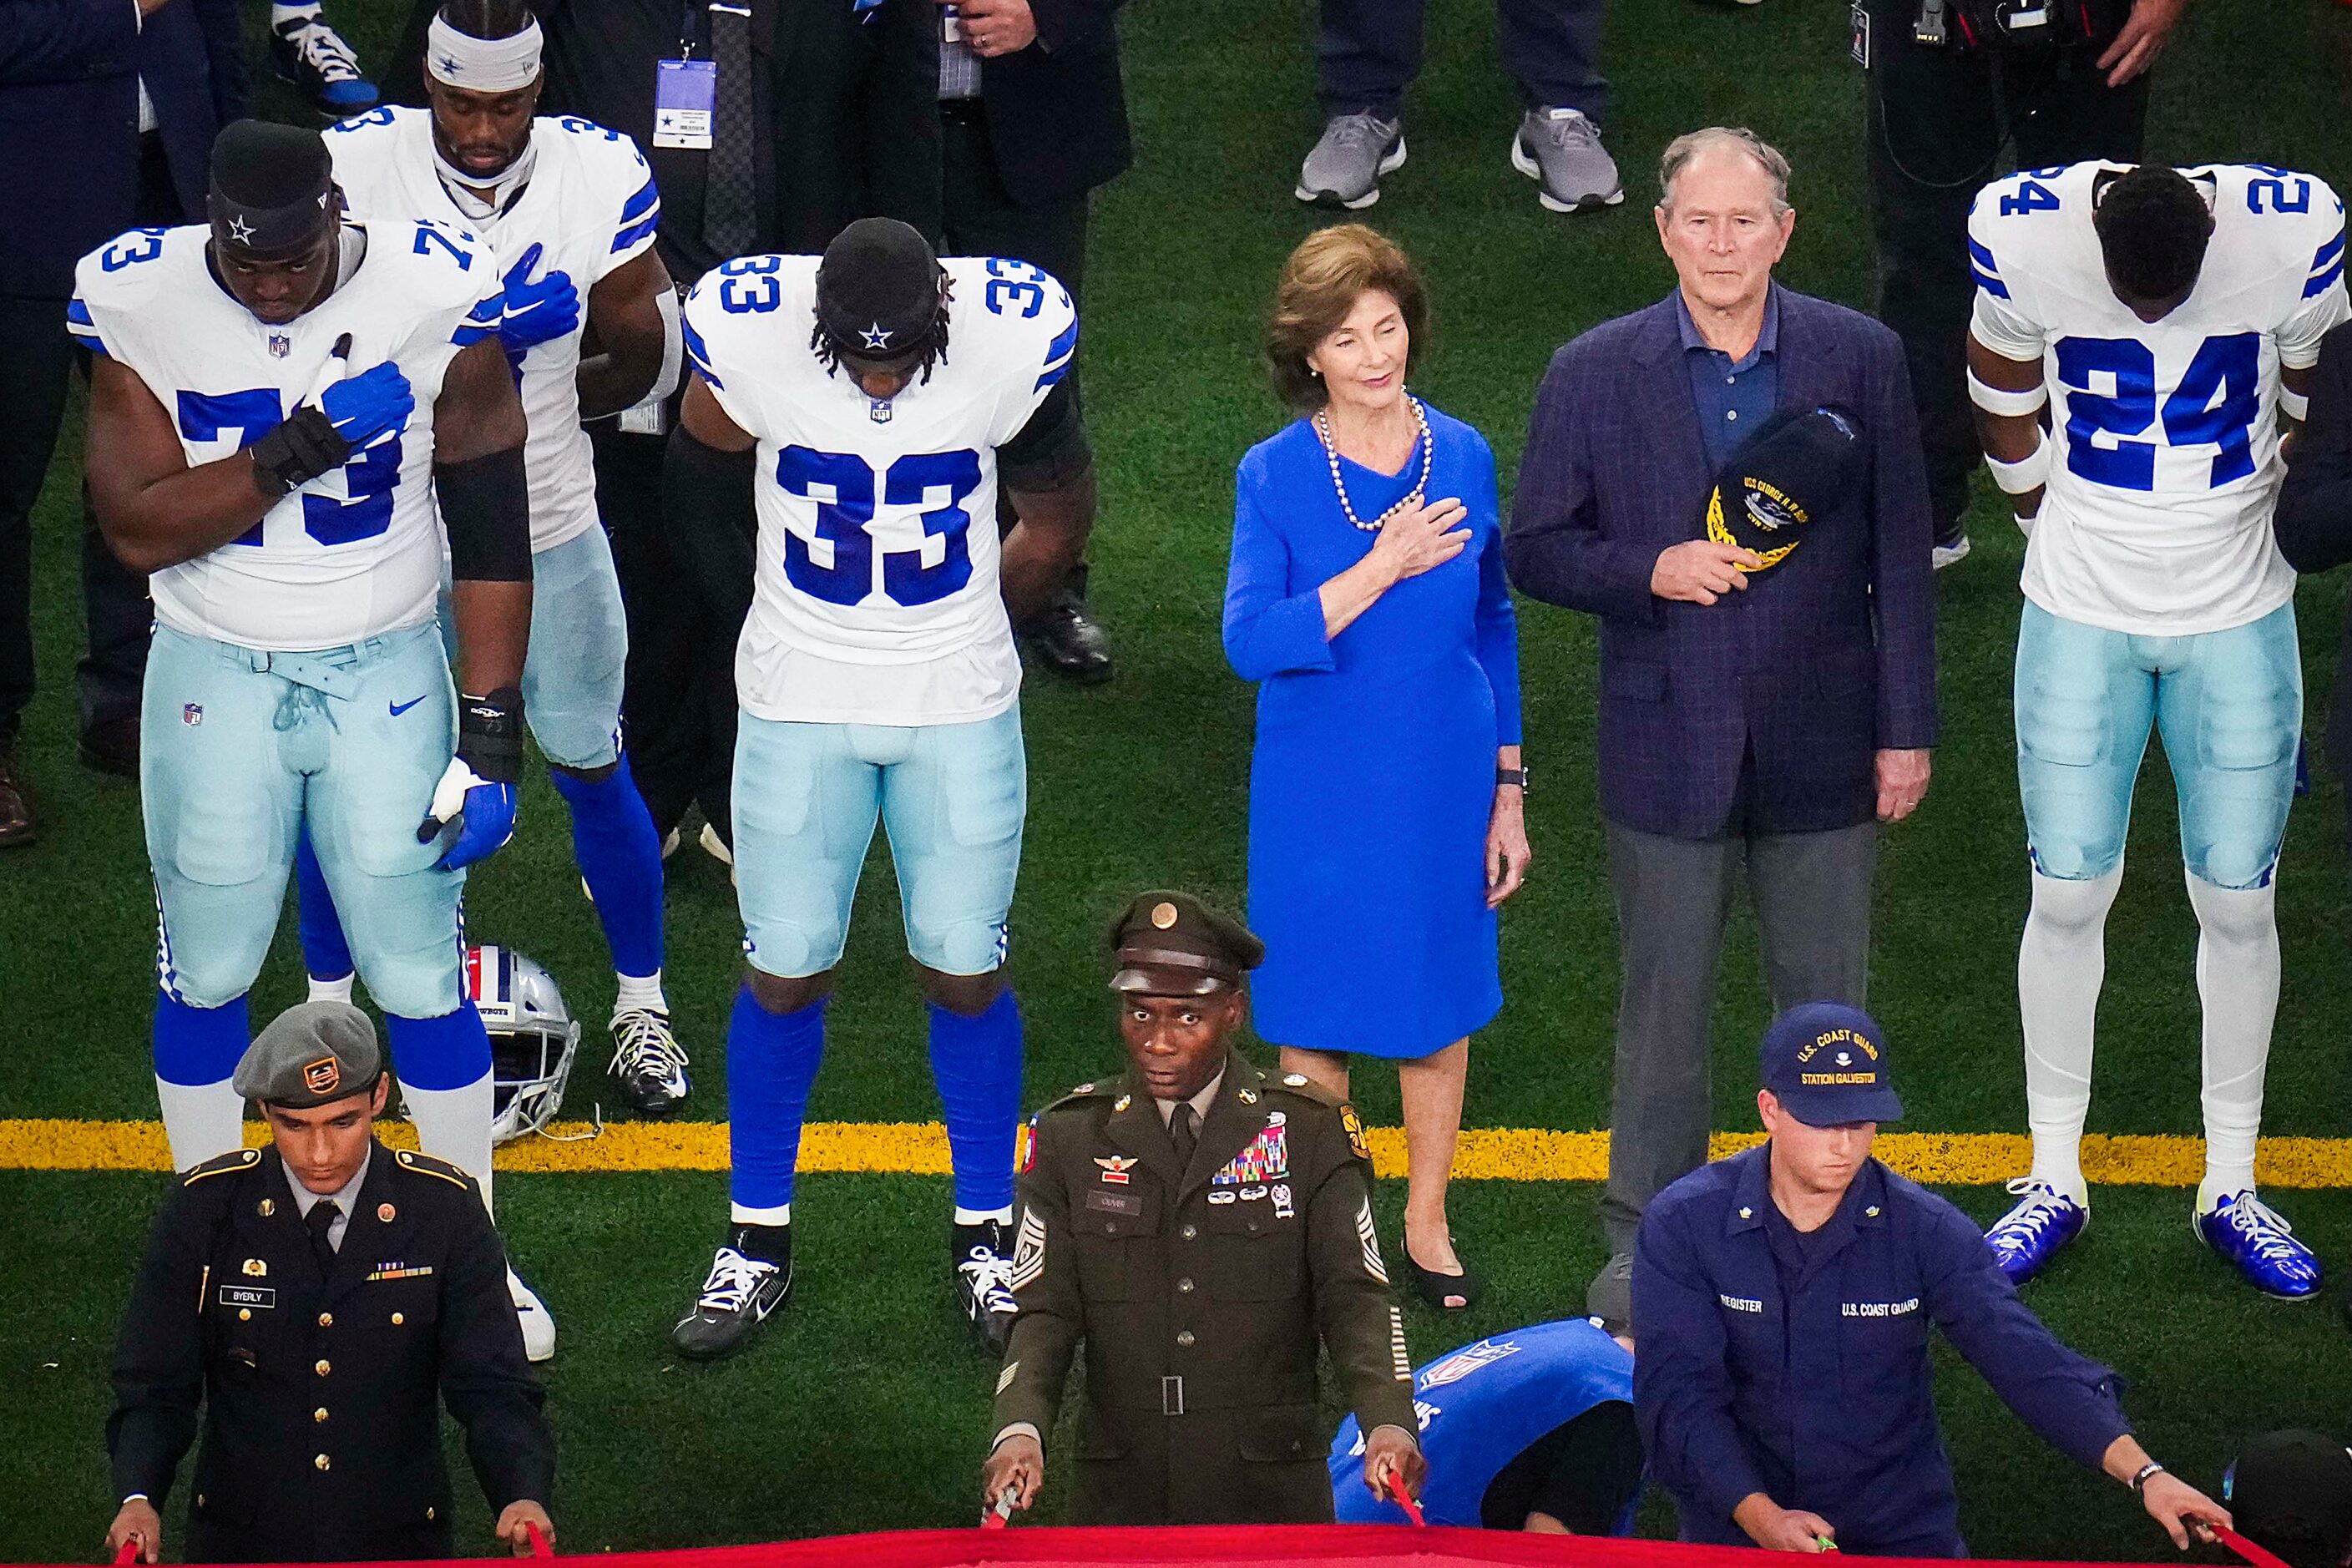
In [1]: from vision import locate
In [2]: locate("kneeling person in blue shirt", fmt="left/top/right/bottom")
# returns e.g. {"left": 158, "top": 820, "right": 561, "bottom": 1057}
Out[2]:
{"left": 1634, "top": 1002, "right": 2228, "bottom": 1556}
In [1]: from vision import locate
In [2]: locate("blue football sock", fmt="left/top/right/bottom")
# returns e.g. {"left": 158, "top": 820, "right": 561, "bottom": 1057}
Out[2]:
{"left": 928, "top": 990, "right": 1023, "bottom": 1216}
{"left": 153, "top": 991, "right": 251, "bottom": 1167}
{"left": 727, "top": 988, "right": 827, "bottom": 1222}
{"left": 549, "top": 758, "right": 666, "bottom": 983}
{"left": 293, "top": 825, "right": 356, "bottom": 982}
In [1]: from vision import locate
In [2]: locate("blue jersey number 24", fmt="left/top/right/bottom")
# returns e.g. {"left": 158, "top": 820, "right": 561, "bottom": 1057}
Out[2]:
{"left": 771, "top": 447, "right": 982, "bottom": 608}
{"left": 2053, "top": 332, "right": 2261, "bottom": 491}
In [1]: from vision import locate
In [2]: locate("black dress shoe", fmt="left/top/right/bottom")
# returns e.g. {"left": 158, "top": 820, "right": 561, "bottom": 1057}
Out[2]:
{"left": 0, "top": 749, "right": 35, "bottom": 847}
{"left": 1404, "top": 1240, "right": 1484, "bottom": 1311}
{"left": 1022, "top": 601, "right": 1114, "bottom": 685}
{"left": 78, "top": 716, "right": 138, "bottom": 780}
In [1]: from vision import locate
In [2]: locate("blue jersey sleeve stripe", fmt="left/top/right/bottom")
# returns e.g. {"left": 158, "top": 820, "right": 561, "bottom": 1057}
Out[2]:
{"left": 66, "top": 298, "right": 95, "bottom": 326}
{"left": 681, "top": 316, "right": 722, "bottom": 388}
{"left": 68, "top": 329, "right": 109, "bottom": 357}
{"left": 2313, "top": 230, "right": 2345, "bottom": 271}
{"left": 1966, "top": 236, "right": 2001, "bottom": 275}
{"left": 451, "top": 324, "right": 495, "bottom": 346}
{"left": 620, "top": 176, "right": 660, "bottom": 224}
{"left": 1032, "top": 361, "right": 1071, "bottom": 392}
{"left": 611, "top": 211, "right": 661, "bottom": 254}
{"left": 1970, "top": 266, "right": 2011, "bottom": 300}
{"left": 2306, "top": 257, "right": 2345, "bottom": 299}
{"left": 1041, "top": 316, "right": 1079, "bottom": 367}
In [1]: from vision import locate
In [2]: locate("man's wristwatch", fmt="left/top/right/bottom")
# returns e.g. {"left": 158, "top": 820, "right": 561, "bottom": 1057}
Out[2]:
{"left": 2128, "top": 1461, "right": 2167, "bottom": 1493}
{"left": 1495, "top": 766, "right": 1529, "bottom": 792}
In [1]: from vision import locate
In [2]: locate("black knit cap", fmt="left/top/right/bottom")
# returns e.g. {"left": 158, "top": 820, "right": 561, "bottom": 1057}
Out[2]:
{"left": 814, "top": 218, "right": 942, "bottom": 362}
{"left": 208, "top": 119, "right": 335, "bottom": 261}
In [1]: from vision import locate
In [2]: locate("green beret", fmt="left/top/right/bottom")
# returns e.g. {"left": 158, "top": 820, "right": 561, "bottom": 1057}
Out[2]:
{"left": 231, "top": 1001, "right": 384, "bottom": 1109}
{"left": 1106, "top": 891, "right": 1265, "bottom": 995}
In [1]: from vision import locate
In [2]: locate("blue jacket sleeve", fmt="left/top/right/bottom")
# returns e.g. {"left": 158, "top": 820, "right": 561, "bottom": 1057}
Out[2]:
{"left": 1861, "top": 325, "right": 1939, "bottom": 751}
{"left": 1922, "top": 1198, "right": 2130, "bottom": 1472}
{"left": 1504, "top": 344, "right": 1663, "bottom": 626}
{"left": 1471, "top": 444, "right": 1523, "bottom": 746}
{"left": 1223, "top": 449, "right": 1336, "bottom": 681}
{"left": 192, "top": 0, "right": 250, "bottom": 124}
{"left": 1632, "top": 1201, "right": 1769, "bottom": 1530}
{"left": 2276, "top": 323, "right": 2352, "bottom": 572}
{"left": 0, "top": 0, "right": 138, "bottom": 85}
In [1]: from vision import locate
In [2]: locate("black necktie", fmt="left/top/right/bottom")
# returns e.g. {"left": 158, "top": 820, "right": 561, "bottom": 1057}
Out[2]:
{"left": 306, "top": 1200, "right": 341, "bottom": 1273}
{"left": 1170, "top": 1104, "right": 1198, "bottom": 1171}
{"left": 703, "top": 3, "right": 756, "bottom": 260}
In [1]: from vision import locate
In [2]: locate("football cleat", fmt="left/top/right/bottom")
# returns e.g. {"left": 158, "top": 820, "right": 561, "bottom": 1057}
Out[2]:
{"left": 270, "top": 7, "right": 379, "bottom": 117}
{"left": 609, "top": 1007, "right": 690, "bottom": 1115}
{"left": 2196, "top": 1191, "right": 2324, "bottom": 1300}
{"left": 672, "top": 1239, "right": 792, "bottom": 1360}
{"left": 1984, "top": 1178, "right": 2087, "bottom": 1284}
{"left": 955, "top": 1220, "right": 1019, "bottom": 1355}
{"left": 507, "top": 1267, "right": 555, "bottom": 1363}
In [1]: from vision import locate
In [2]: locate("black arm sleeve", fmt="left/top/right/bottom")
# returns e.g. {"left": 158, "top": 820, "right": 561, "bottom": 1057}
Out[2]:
{"left": 107, "top": 1180, "right": 225, "bottom": 1506}
{"left": 997, "top": 381, "right": 1094, "bottom": 493}
{"left": 2277, "top": 324, "right": 2352, "bottom": 574}
{"left": 436, "top": 446, "right": 534, "bottom": 584}
{"left": 664, "top": 425, "right": 758, "bottom": 618}
{"left": 438, "top": 1193, "right": 555, "bottom": 1512}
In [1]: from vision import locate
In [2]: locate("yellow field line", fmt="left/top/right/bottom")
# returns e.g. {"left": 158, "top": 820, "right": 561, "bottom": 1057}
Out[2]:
{"left": 3, "top": 1118, "right": 2349, "bottom": 1188}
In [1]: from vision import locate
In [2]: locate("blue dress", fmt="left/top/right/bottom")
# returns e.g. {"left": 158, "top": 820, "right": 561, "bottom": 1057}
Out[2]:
{"left": 1223, "top": 405, "right": 1523, "bottom": 1060}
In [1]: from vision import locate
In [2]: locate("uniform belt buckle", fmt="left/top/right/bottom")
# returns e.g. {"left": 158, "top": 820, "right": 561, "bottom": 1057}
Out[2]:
{"left": 1161, "top": 1375, "right": 1184, "bottom": 1416}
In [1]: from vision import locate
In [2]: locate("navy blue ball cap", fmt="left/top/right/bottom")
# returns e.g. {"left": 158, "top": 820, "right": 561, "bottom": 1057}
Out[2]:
{"left": 1759, "top": 1001, "right": 1903, "bottom": 1126}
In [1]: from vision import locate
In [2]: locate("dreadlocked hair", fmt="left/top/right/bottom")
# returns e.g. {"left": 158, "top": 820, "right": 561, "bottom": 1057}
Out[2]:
{"left": 811, "top": 280, "right": 954, "bottom": 386}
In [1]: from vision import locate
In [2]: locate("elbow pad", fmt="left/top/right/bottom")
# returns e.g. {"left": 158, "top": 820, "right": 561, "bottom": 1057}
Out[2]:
{"left": 437, "top": 445, "right": 533, "bottom": 582}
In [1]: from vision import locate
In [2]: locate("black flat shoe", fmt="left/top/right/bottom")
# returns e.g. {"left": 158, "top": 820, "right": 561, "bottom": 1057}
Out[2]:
{"left": 1403, "top": 1242, "right": 1483, "bottom": 1311}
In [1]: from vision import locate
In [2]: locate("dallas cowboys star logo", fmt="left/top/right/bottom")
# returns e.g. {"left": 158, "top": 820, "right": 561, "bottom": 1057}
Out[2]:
{"left": 859, "top": 322, "right": 894, "bottom": 351}
{"left": 435, "top": 54, "right": 464, "bottom": 77}
{"left": 228, "top": 215, "right": 255, "bottom": 244}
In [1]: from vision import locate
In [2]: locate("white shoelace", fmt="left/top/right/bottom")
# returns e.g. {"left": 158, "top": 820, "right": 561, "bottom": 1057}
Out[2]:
{"left": 695, "top": 1247, "right": 777, "bottom": 1313}
{"left": 1991, "top": 1179, "right": 2076, "bottom": 1243}
{"left": 2214, "top": 1194, "right": 2308, "bottom": 1266}
{"left": 959, "top": 1245, "right": 1019, "bottom": 1313}
{"left": 609, "top": 1009, "right": 690, "bottom": 1082}
{"left": 1531, "top": 109, "right": 1600, "bottom": 151}
{"left": 278, "top": 13, "right": 366, "bottom": 83}
{"left": 1322, "top": 114, "right": 1395, "bottom": 154}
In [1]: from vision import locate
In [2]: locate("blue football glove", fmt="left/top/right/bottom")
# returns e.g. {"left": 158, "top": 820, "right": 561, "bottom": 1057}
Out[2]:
{"left": 417, "top": 688, "right": 524, "bottom": 870}
{"left": 317, "top": 361, "right": 415, "bottom": 448}
{"left": 498, "top": 242, "right": 580, "bottom": 367}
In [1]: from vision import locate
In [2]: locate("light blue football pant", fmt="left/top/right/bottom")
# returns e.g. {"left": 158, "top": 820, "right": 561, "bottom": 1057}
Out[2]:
{"left": 144, "top": 621, "right": 465, "bottom": 1016}
{"left": 733, "top": 707, "right": 1026, "bottom": 978}
{"left": 2015, "top": 600, "right": 2302, "bottom": 890}
{"left": 438, "top": 524, "right": 627, "bottom": 769}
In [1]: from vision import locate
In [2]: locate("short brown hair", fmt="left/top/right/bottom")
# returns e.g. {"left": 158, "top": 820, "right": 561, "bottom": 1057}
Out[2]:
{"left": 1264, "top": 224, "right": 1429, "bottom": 411}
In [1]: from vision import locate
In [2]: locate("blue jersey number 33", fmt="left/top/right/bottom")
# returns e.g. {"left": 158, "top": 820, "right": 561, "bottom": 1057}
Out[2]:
{"left": 772, "top": 447, "right": 983, "bottom": 607}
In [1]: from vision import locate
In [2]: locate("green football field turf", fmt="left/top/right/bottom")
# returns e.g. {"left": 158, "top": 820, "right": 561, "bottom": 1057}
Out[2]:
{"left": 5, "top": 0, "right": 2352, "bottom": 1558}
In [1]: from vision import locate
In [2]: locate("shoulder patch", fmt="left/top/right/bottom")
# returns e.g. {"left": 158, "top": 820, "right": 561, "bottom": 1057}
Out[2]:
{"left": 1035, "top": 1080, "right": 1116, "bottom": 1119}
{"left": 1267, "top": 1073, "right": 1346, "bottom": 1110}
{"left": 182, "top": 1147, "right": 260, "bottom": 1186}
{"left": 393, "top": 1149, "right": 476, "bottom": 1190}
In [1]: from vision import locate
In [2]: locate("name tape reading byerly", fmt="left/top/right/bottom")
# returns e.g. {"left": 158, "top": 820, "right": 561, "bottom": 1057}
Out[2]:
{"left": 3, "top": 1120, "right": 2350, "bottom": 1188}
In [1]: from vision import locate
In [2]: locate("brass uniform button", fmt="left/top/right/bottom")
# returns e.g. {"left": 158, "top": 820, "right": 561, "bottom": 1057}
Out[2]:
{"left": 314, "top": 1454, "right": 331, "bottom": 1472}
{"left": 238, "top": 1308, "right": 251, "bottom": 1322}
{"left": 316, "top": 1313, "right": 332, "bottom": 1328}
{"left": 314, "top": 1358, "right": 331, "bottom": 1377}
{"left": 1180, "top": 1224, "right": 1198, "bottom": 1240}
{"left": 1176, "top": 1277, "right": 1195, "bottom": 1293}
{"left": 1176, "top": 1331, "right": 1196, "bottom": 1348}
{"left": 391, "top": 1312, "right": 404, "bottom": 1326}
{"left": 314, "top": 1408, "right": 328, "bottom": 1424}
{"left": 426, "top": 1507, "right": 436, "bottom": 1522}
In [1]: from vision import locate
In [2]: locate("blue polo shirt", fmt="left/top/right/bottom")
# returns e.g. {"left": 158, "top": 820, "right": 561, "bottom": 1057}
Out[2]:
{"left": 1677, "top": 284, "right": 1781, "bottom": 470}
{"left": 1631, "top": 1144, "right": 2132, "bottom": 1557}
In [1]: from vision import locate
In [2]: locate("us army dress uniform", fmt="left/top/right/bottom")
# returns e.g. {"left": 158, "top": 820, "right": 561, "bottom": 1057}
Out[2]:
{"left": 108, "top": 1140, "right": 553, "bottom": 1560}
{"left": 990, "top": 1046, "right": 1417, "bottom": 1524}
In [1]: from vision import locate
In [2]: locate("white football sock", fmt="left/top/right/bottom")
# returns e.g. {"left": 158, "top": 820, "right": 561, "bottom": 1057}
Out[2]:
{"left": 730, "top": 1201, "right": 791, "bottom": 1227}
{"left": 2186, "top": 871, "right": 2279, "bottom": 1206}
{"left": 403, "top": 1070, "right": 496, "bottom": 1216}
{"left": 2018, "top": 865, "right": 2123, "bottom": 1206}
{"left": 272, "top": 1, "right": 321, "bottom": 20}
{"left": 307, "top": 972, "right": 355, "bottom": 1005}
{"left": 953, "top": 1206, "right": 1014, "bottom": 1227}
{"left": 155, "top": 1077, "right": 246, "bottom": 1171}
{"left": 614, "top": 970, "right": 667, "bottom": 1015}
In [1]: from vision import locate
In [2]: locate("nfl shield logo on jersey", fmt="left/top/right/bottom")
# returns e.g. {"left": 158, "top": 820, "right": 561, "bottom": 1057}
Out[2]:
{"left": 181, "top": 703, "right": 203, "bottom": 726}
{"left": 268, "top": 333, "right": 292, "bottom": 358}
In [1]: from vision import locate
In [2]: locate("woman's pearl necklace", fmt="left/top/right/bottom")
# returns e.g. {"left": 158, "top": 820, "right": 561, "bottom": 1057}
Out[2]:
{"left": 1314, "top": 393, "right": 1433, "bottom": 532}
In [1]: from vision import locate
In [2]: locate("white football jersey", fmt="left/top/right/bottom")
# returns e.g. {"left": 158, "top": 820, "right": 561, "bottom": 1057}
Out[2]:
{"left": 70, "top": 219, "right": 503, "bottom": 651}
{"left": 682, "top": 253, "right": 1078, "bottom": 726}
{"left": 326, "top": 106, "right": 660, "bottom": 553}
{"left": 1970, "top": 160, "right": 2349, "bottom": 635}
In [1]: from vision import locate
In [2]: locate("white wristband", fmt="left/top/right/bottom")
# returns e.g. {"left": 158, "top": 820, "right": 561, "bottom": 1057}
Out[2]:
{"left": 1968, "top": 367, "right": 2050, "bottom": 417}
{"left": 1986, "top": 438, "right": 2051, "bottom": 495}
{"left": 2013, "top": 512, "right": 2036, "bottom": 539}
{"left": 2281, "top": 387, "right": 2311, "bottom": 421}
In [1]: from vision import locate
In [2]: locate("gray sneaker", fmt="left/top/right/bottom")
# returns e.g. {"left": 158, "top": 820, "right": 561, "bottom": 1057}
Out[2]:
{"left": 1513, "top": 107, "right": 1623, "bottom": 213}
{"left": 1297, "top": 112, "right": 1407, "bottom": 210}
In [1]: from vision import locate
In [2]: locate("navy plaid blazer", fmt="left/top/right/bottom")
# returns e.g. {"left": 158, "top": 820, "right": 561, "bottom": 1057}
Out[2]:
{"left": 1505, "top": 286, "right": 1938, "bottom": 839}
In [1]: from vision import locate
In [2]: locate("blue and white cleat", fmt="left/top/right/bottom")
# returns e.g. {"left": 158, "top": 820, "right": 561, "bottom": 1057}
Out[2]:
{"left": 1985, "top": 1177, "right": 2088, "bottom": 1284}
{"left": 2195, "top": 1191, "right": 2324, "bottom": 1300}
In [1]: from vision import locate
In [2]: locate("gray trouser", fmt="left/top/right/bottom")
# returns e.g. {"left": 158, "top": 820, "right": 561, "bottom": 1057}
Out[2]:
{"left": 1597, "top": 817, "right": 1878, "bottom": 1256}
